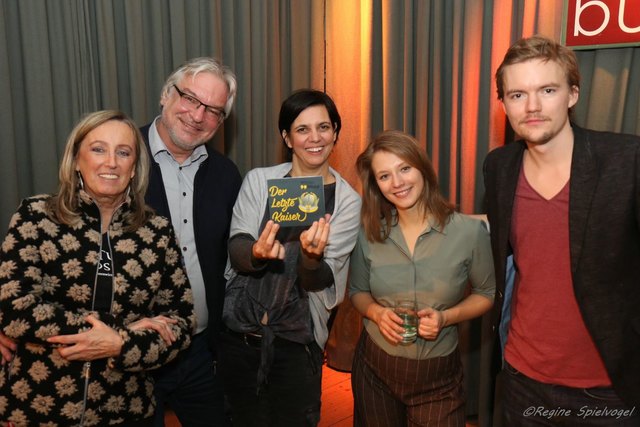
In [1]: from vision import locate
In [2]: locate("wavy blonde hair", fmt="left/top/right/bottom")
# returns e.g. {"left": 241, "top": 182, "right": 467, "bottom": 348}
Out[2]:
{"left": 49, "top": 110, "right": 151, "bottom": 230}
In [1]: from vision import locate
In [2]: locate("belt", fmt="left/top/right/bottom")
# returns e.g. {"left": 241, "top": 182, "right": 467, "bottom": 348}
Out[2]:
{"left": 224, "top": 327, "right": 263, "bottom": 348}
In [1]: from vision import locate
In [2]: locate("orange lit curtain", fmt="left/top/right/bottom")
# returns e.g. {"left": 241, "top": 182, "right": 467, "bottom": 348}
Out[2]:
{"left": 325, "top": 0, "right": 640, "bottom": 210}
{"left": 323, "top": 1, "right": 640, "bottom": 425}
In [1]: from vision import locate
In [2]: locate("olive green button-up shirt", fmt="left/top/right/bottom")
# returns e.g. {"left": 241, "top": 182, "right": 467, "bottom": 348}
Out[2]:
{"left": 349, "top": 212, "right": 495, "bottom": 360}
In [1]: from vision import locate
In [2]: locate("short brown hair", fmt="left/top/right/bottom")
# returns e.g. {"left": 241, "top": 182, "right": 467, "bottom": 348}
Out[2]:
{"left": 495, "top": 35, "right": 580, "bottom": 100}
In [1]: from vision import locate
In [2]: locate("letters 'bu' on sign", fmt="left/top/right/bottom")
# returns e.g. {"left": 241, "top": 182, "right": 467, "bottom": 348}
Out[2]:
{"left": 562, "top": 0, "right": 640, "bottom": 49}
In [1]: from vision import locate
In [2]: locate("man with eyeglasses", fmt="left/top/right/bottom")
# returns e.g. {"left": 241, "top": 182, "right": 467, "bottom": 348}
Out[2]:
{"left": 141, "top": 57, "right": 242, "bottom": 426}
{"left": 0, "top": 57, "right": 242, "bottom": 425}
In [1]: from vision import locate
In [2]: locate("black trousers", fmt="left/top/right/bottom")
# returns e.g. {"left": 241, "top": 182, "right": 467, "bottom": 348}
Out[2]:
{"left": 218, "top": 329, "right": 324, "bottom": 427}
{"left": 152, "top": 331, "right": 227, "bottom": 427}
{"left": 501, "top": 361, "right": 640, "bottom": 426}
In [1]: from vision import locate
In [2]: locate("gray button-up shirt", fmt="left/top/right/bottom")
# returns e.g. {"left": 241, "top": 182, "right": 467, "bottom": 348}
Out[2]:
{"left": 149, "top": 118, "right": 209, "bottom": 333}
{"left": 349, "top": 212, "right": 495, "bottom": 359}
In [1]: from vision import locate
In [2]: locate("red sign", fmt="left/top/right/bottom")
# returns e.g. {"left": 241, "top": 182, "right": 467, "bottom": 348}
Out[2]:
{"left": 563, "top": 0, "right": 640, "bottom": 49}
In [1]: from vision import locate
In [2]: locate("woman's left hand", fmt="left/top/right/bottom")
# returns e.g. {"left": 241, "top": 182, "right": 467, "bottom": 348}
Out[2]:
{"left": 300, "top": 214, "right": 331, "bottom": 257}
{"left": 417, "top": 307, "right": 447, "bottom": 340}
{"left": 47, "top": 314, "right": 124, "bottom": 361}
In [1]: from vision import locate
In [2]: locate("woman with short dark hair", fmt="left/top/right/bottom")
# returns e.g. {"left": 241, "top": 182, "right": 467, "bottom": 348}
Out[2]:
{"left": 219, "top": 89, "right": 360, "bottom": 426}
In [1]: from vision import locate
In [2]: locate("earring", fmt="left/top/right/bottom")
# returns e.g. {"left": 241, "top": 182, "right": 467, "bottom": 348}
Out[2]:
{"left": 77, "top": 171, "right": 85, "bottom": 190}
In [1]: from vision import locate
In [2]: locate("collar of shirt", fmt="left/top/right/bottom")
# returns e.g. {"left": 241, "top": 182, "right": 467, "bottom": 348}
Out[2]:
{"left": 385, "top": 213, "right": 445, "bottom": 257}
{"left": 388, "top": 212, "right": 446, "bottom": 236}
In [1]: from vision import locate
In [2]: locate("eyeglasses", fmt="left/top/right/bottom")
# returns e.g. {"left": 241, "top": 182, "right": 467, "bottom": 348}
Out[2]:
{"left": 172, "top": 84, "right": 226, "bottom": 122}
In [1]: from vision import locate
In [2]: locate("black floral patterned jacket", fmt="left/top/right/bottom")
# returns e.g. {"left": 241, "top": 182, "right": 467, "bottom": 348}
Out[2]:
{"left": 0, "top": 194, "right": 195, "bottom": 426}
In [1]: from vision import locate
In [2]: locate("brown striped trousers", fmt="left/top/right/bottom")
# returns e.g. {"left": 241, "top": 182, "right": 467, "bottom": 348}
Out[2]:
{"left": 351, "top": 331, "right": 466, "bottom": 427}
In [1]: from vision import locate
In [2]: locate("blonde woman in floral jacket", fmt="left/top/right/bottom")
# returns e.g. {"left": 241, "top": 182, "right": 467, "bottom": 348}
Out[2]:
{"left": 0, "top": 110, "right": 195, "bottom": 426}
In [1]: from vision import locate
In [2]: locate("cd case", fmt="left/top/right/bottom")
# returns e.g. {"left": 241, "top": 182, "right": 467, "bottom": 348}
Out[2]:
{"left": 267, "top": 176, "right": 325, "bottom": 227}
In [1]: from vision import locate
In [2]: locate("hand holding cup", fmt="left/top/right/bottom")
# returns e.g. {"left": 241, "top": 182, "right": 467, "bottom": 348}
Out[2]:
{"left": 393, "top": 300, "right": 418, "bottom": 345}
{"left": 417, "top": 306, "right": 446, "bottom": 340}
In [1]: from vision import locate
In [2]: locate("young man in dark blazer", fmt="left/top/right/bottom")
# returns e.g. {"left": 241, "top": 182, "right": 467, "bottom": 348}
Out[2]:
{"left": 484, "top": 35, "right": 639, "bottom": 426}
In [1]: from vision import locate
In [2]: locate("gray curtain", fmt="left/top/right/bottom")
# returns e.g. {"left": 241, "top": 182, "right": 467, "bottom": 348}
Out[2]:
{"left": 0, "top": 0, "right": 324, "bottom": 228}
{"left": 2, "top": 0, "right": 639, "bottom": 225}
{"left": 1, "top": 0, "right": 639, "bottom": 425}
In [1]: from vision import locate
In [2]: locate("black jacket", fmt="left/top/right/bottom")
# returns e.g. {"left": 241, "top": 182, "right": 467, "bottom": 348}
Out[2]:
{"left": 141, "top": 123, "right": 242, "bottom": 354}
{"left": 483, "top": 124, "right": 640, "bottom": 408}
